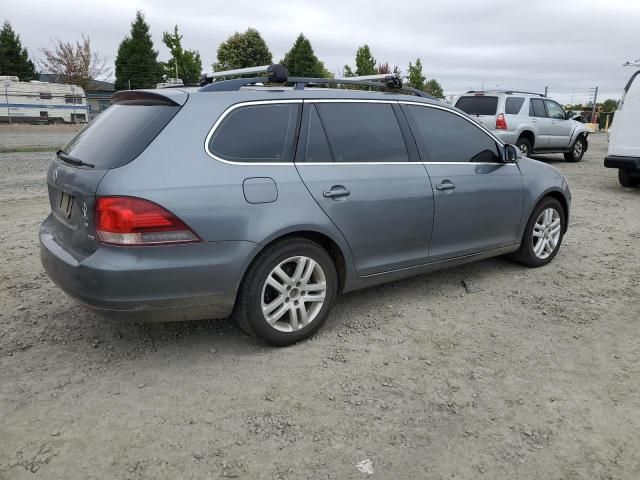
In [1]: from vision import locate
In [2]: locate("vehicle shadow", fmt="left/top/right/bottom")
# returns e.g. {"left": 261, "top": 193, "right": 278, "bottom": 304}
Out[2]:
{"left": 66, "top": 254, "right": 522, "bottom": 356}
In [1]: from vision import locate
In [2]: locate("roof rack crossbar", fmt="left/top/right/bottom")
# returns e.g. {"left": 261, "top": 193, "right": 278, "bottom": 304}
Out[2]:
{"left": 199, "top": 64, "right": 288, "bottom": 86}
{"left": 197, "top": 63, "right": 435, "bottom": 99}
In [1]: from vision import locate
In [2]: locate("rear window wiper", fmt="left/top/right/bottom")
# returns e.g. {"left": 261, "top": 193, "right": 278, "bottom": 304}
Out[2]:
{"left": 56, "top": 150, "right": 95, "bottom": 168}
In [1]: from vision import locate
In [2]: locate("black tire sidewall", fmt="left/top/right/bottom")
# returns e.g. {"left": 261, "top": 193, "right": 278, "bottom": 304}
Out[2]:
{"left": 519, "top": 198, "right": 566, "bottom": 267}
{"left": 618, "top": 169, "right": 639, "bottom": 187}
{"left": 517, "top": 137, "right": 532, "bottom": 156}
{"left": 566, "top": 137, "right": 585, "bottom": 162}
{"left": 238, "top": 239, "right": 338, "bottom": 346}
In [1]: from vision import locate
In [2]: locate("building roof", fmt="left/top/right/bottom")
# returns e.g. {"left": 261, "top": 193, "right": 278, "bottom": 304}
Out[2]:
{"left": 38, "top": 73, "right": 114, "bottom": 92}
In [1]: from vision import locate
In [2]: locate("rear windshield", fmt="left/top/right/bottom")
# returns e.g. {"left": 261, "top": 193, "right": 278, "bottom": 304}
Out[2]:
{"left": 455, "top": 96, "right": 498, "bottom": 115}
{"left": 61, "top": 103, "right": 180, "bottom": 169}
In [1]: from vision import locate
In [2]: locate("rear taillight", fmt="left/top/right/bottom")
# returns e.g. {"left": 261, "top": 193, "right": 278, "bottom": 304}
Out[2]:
{"left": 95, "top": 196, "right": 199, "bottom": 246}
{"left": 495, "top": 113, "right": 508, "bottom": 130}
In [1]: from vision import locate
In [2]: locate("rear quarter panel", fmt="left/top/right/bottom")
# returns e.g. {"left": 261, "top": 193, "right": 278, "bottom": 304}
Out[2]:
{"left": 96, "top": 92, "right": 358, "bottom": 287}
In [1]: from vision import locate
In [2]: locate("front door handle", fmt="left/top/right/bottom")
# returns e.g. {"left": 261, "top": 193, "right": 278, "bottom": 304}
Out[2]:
{"left": 323, "top": 186, "right": 351, "bottom": 199}
{"left": 436, "top": 181, "right": 456, "bottom": 191}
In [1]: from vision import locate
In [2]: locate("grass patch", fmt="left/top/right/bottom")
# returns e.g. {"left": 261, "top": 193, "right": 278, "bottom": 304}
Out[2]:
{"left": 0, "top": 145, "right": 60, "bottom": 153}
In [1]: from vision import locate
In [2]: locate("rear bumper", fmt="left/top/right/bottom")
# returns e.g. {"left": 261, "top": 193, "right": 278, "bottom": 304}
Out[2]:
{"left": 604, "top": 155, "right": 640, "bottom": 172}
{"left": 493, "top": 131, "right": 519, "bottom": 145}
{"left": 40, "top": 216, "right": 256, "bottom": 321}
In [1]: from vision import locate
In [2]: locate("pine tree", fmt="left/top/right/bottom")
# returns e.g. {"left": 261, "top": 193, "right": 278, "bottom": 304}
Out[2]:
{"left": 354, "top": 45, "right": 376, "bottom": 76}
{"left": 0, "top": 21, "right": 37, "bottom": 80}
{"left": 161, "top": 25, "right": 202, "bottom": 85}
{"left": 214, "top": 28, "right": 272, "bottom": 71}
{"left": 114, "top": 11, "right": 162, "bottom": 90}
{"left": 281, "top": 34, "right": 329, "bottom": 78}
{"left": 424, "top": 78, "right": 444, "bottom": 98}
{"left": 407, "top": 58, "right": 426, "bottom": 90}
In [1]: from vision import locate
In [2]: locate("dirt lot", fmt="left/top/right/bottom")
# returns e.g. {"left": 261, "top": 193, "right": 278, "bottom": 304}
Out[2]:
{"left": 1, "top": 126, "right": 638, "bottom": 479}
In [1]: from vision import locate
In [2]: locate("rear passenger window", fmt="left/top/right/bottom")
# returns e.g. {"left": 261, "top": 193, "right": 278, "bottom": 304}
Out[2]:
{"left": 530, "top": 98, "right": 547, "bottom": 118}
{"left": 406, "top": 105, "right": 501, "bottom": 163}
{"left": 209, "top": 103, "right": 299, "bottom": 162}
{"left": 315, "top": 103, "right": 408, "bottom": 163}
{"left": 505, "top": 97, "right": 525, "bottom": 114}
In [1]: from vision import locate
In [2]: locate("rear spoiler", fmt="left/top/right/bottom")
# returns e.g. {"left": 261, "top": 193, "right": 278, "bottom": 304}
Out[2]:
{"left": 111, "top": 89, "right": 187, "bottom": 107}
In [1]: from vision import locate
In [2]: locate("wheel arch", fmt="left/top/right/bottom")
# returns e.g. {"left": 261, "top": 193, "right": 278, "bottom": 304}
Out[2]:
{"left": 517, "top": 129, "right": 536, "bottom": 149}
{"left": 242, "top": 228, "right": 353, "bottom": 294}
{"left": 532, "top": 189, "right": 570, "bottom": 233}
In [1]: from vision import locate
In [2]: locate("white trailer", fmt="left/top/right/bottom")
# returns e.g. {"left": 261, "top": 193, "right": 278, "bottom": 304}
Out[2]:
{"left": 0, "top": 76, "right": 89, "bottom": 124}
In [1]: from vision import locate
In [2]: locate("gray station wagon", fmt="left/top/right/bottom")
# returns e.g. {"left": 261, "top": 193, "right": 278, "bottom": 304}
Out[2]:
{"left": 40, "top": 66, "right": 571, "bottom": 346}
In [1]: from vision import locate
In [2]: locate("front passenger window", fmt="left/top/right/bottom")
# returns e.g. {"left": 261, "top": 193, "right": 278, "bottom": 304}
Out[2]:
{"left": 406, "top": 105, "right": 501, "bottom": 163}
{"left": 545, "top": 101, "right": 566, "bottom": 120}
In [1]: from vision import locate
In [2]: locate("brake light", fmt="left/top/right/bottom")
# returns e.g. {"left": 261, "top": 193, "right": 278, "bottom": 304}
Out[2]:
{"left": 95, "top": 196, "right": 199, "bottom": 245}
{"left": 496, "top": 113, "right": 508, "bottom": 130}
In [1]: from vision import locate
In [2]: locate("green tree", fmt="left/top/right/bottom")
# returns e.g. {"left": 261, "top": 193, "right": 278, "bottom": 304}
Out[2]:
{"left": 407, "top": 58, "right": 426, "bottom": 90}
{"left": 114, "top": 11, "right": 162, "bottom": 90}
{"left": 602, "top": 98, "right": 619, "bottom": 112}
{"left": 354, "top": 44, "right": 376, "bottom": 76}
{"left": 281, "top": 33, "right": 329, "bottom": 78}
{"left": 214, "top": 28, "right": 272, "bottom": 71}
{"left": 0, "top": 21, "right": 37, "bottom": 80}
{"left": 342, "top": 65, "right": 354, "bottom": 77}
{"left": 424, "top": 78, "right": 444, "bottom": 98}
{"left": 161, "top": 25, "right": 202, "bottom": 85}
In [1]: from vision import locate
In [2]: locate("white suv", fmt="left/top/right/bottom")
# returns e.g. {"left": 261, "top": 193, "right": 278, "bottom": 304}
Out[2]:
{"left": 455, "top": 90, "right": 590, "bottom": 162}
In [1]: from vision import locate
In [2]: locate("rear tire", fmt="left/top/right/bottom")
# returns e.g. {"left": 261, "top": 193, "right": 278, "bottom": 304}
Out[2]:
{"left": 618, "top": 169, "right": 640, "bottom": 187}
{"left": 510, "top": 197, "right": 565, "bottom": 268}
{"left": 564, "top": 136, "right": 586, "bottom": 162}
{"left": 234, "top": 238, "right": 338, "bottom": 346}
{"left": 516, "top": 137, "right": 532, "bottom": 157}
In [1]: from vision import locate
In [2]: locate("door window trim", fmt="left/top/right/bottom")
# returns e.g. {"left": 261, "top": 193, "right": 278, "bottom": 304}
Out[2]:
{"left": 204, "top": 99, "right": 303, "bottom": 166}
{"left": 296, "top": 100, "right": 418, "bottom": 165}
{"left": 204, "top": 98, "right": 515, "bottom": 166}
{"left": 400, "top": 101, "right": 517, "bottom": 166}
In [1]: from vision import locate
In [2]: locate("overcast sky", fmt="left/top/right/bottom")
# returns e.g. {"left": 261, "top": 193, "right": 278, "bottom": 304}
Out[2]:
{"left": 3, "top": 0, "right": 639, "bottom": 103}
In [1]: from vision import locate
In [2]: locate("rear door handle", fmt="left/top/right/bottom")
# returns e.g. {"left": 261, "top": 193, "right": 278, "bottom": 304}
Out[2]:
{"left": 323, "top": 186, "right": 351, "bottom": 198}
{"left": 436, "top": 181, "right": 456, "bottom": 191}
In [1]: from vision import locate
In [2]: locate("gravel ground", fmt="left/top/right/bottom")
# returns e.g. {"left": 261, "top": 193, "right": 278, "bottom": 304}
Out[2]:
{"left": 0, "top": 129, "right": 639, "bottom": 479}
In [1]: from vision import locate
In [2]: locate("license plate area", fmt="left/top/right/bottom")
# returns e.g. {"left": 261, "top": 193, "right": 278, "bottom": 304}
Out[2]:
{"left": 59, "top": 192, "right": 74, "bottom": 219}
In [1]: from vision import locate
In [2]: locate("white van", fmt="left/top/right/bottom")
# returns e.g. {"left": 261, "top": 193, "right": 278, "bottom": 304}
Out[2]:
{"left": 604, "top": 63, "right": 640, "bottom": 187}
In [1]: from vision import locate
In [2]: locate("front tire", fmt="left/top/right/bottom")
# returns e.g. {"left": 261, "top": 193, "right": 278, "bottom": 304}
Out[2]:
{"left": 618, "top": 169, "right": 640, "bottom": 187}
{"left": 234, "top": 238, "right": 338, "bottom": 346}
{"left": 510, "top": 197, "right": 566, "bottom": 268}
{"left": 564, "top": 136, "right": 586, "bottom": 162}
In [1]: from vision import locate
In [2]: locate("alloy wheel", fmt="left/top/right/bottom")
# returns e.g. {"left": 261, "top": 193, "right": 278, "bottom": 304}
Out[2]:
{"left": 260, "top": 256, "right": 327, "bottom": 332}
{"left": 532, "top": 208, "right": 561, "bottom": 259}
{"left": 573, "top": 140, "right": 583, "bottom": 157}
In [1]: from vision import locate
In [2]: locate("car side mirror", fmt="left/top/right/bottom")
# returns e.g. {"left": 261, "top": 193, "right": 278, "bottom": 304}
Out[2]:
{"left": 566, "top": 112, "right": 573, "bottom": 120}
{"left": 503, "top": 144, "right": 520, "bottom": 163}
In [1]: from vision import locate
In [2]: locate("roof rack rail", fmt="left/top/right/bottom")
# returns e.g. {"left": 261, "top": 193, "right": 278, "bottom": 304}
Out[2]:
{"left": 503, "top": 90, "right": 546, "bottom": 97}
{"left": 198, "top": 64, "right": 434, "bottom": 99}
{"left": 465, "top": 89, "right": 546, "bottom": 97}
